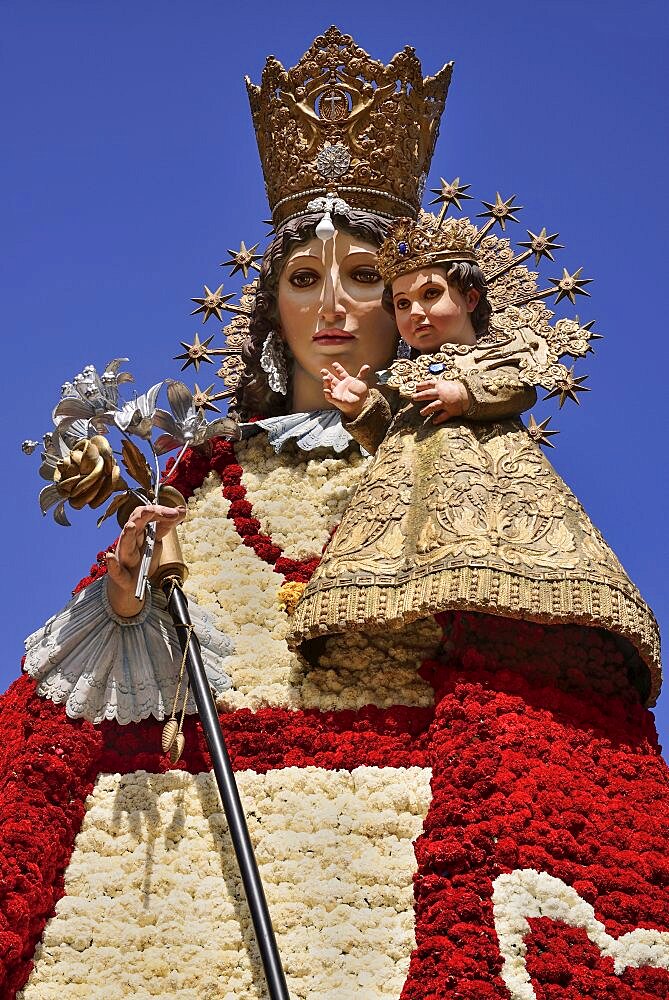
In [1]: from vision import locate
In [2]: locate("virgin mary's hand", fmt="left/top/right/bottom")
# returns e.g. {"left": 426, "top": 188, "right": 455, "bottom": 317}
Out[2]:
{"left": 106, "top": 503, "right": 187, "bottom": 617}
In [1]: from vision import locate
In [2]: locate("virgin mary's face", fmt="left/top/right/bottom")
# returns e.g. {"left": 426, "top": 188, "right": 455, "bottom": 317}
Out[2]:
{"left": 276, "top": 229, "right": 398, "bottom": 388}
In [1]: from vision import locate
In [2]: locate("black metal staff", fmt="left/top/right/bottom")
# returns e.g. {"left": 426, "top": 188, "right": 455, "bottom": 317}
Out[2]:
{"left": 153, "top": 532, "right": 290, "bottom": 1000}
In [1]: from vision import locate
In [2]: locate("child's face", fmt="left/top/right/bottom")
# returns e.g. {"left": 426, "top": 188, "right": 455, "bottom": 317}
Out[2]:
{"left": 392, "top": 269, "right": 479, "bottom": 352}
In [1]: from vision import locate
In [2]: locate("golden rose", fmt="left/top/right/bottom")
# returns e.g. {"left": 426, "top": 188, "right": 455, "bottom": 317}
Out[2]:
{"left": 54, "top": 435, "right": 127, "bottom": 510}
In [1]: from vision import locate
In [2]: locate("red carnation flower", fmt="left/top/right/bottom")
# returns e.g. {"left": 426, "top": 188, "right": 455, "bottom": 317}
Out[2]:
{"left": 227, "top": 499, "right": 253, "bottom": 518}
{"left": 222, "top": 464, "right": 243, "bottom": 485}
{"left": 223, "top": 484, "right": 246, "bottom": 502}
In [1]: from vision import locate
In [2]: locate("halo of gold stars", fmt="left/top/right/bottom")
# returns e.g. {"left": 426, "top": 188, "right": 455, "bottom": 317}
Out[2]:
{"left": 429, "top": 177, "right": 472, "bottom": 218}
{"left": 175, "top": 333, "right": 215, "bottom": 372}
{"left": 527, "top": 414, "right": 559, "bottom": 448}
{"left": 192, "top": 383, "right": 222, "bottom": 414}
{"left": 544, "top": 365, "right": 591, "bottom": 407}
{"left": 190, "top": 284, "right": 234, "bottom": 323}
{"left": 477, "top": 192, "right": 523, "bottom": 232}
{"left": 549, "top": 267, "right": 592, "bottom": 305}
{"left": 518, "top": 228, "right": 564, "bottom": 267}
{"left": 220, "top": 241, "right": 262, "bottom": 279}
{"left": 581, "top": 319, "right": 604, "bottom": 346}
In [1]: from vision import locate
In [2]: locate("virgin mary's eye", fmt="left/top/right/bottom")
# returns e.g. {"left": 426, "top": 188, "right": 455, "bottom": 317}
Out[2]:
{"left": 394, "top": 298, "right": 410, "bottom": 311}
{"left": 289, "top": 269, "right": 319, "bottom": 287}
{"left": 351, "top": 267, "right": 381, "bottom": 283}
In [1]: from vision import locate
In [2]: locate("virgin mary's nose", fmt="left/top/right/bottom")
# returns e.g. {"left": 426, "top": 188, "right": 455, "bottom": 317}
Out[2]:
{"left": 319, "top": 270, "right": 346, "bottom": 324}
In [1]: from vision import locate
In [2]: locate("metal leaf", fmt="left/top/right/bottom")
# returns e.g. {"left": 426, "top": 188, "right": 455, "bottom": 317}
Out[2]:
{"left": 205, "top": 417, "right": 241, "bottom": 441}
{"left": 121, "top": 439, "right": 153, "bottom": 492}
{"left": 154, "top": 433, "right": 182, "bottom": 455}
{"left": 103, "top": 358, "right": 130, "bottom": 375}
{"left": 96, "top": 490, "right": 132, "bottom": 528}
{"left": 152, "top": 408, "right": 180, "bottom": 436}
{"left": 90, "top": 417, "right": 112, "bottom": 435}
{"left": 166, "top": 380, "right": 194, "bottom": 424}
{"left": 53, "top": 398, "right": 93, "bottom": 420}
{"left": 114, "top": 402, "right": 136, "bottom": 432}
{"left": 140, "top": 382, "right": 163, "bottom": 416}
{"left": 39, "top": 457, "right": 58, "bottom": 481}
{"left": 53, "top": 500, "right": 71, "bottom": 527}
{"left": 39, "top": 483, "right": 61, "bottom": 513}
{"left": 60, "top": 419, "right": 92, "bottom": 446}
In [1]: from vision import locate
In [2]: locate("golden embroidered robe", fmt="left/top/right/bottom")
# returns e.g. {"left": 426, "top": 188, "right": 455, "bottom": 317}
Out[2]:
{"left": 289, "top": 374, "right": 661, "bottom": 702}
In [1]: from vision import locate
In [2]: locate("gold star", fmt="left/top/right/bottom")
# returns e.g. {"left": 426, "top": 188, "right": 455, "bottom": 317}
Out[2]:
{"left": 192, "top": 383, "right": 221, "bottom": 414}
{"left": 220, "top": 241, "right": 262, "bottom": 279}
{"left": 174, "top": 333, "right": 215, "bottom": 372}
{"left": 580, "top": 319, "right": 604, "bottom": 343}
{"left": 429, "top": 177, "right": 472, "bottom": 214}
{"left": 544, "top": 366, "right": 591, "bottom": 407}
{"left": 190, "top": 284, "right": 234, "bottom": 323}
{"left": 548, "top": 267, "right": 592, "bottom": 305}
{"left": 477, "top": 193, "right": 523, "bottom": 231}
{"left": 518, "top": 228, "right": 564, "bottom": 266}
{"left": 527, "top": 414, "right": 559, "bottom": 448}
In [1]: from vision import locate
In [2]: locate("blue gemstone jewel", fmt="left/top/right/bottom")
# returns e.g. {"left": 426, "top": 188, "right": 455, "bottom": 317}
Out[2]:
{"left": 398, "top": 241, "right": 409, "bottom": 255}
{"left": 429, "top": 362, "right": 446, "bottom": 375}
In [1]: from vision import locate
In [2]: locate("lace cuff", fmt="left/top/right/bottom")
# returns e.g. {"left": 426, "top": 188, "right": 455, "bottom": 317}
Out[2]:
{"left": 23, "top": 576, "right": 233, "bottom": 725}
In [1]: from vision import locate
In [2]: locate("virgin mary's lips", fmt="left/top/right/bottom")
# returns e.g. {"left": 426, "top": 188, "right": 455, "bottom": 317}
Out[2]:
{"left": 312, "top": 329, "right": 355, "bottom": 344}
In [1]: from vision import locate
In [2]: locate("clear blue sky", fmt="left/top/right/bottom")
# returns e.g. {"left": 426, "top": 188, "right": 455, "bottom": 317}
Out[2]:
{"left": 2, "top": 1, "right": 668, "bottom": 742}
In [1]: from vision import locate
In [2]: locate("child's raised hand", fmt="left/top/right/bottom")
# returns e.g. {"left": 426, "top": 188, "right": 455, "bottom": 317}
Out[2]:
{"left": 321, "top": 362, "right": 371, "bottom": 420}
{"left": 412, "top": 379, "right": 470, "bottom": 425}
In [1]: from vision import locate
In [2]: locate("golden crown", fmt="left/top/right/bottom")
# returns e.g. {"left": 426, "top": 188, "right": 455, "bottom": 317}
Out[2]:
{"left": 246, "top": 26, "right": 452, "bottom": 225}
{"left": 377, "top": 213, "right": 479, "bottom": 285}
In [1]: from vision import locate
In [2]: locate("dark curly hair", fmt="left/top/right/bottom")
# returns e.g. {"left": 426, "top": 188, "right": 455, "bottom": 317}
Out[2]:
{"left": 381, "top": 260, "right": 492, "bottom": 339}
{"left": 234, "top": 209, "right": 396, "bottom": 420}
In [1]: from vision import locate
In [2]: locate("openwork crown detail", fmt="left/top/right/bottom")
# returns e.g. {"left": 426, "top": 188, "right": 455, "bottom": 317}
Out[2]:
{"left": 246, "top": 26, "right": 453, "bottom": 224}
{"left": 377, "top": 214, "right": 478, "bottom": 285}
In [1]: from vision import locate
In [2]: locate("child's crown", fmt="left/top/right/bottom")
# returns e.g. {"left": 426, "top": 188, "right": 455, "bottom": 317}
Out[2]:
{"left": 377, "top": 213, "right": 479, "bottom": 285}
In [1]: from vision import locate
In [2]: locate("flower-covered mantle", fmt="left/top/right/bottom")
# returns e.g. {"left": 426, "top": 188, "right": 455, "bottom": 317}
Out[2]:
{"left": 2, "top": 434, "right": 668, "bottom": 998}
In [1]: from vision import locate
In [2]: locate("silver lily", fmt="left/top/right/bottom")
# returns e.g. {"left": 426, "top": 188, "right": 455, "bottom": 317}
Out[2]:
{"left": 52, "top": 359, "right": 134, "bottom": 434}
{"left": 152, "top": 380, "right": 239, "bottom": 454}
{"left": 115, "top": 382, "right": 163, "bottom": 439}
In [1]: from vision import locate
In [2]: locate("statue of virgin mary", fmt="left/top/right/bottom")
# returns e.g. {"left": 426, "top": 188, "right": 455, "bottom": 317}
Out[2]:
{"left": 3, "top": 27, "right": 668, "bottom": 1000}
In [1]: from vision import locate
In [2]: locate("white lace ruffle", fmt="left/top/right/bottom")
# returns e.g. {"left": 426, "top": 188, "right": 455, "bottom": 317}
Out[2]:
{"left": 23, "top": 576, "right": 233, "bottom": 725}
{"left": 242, "top": 409, "right": 368, "bottom": 455}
